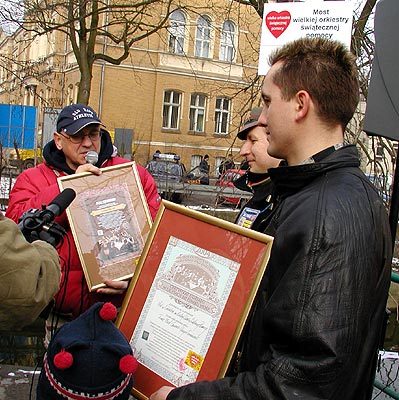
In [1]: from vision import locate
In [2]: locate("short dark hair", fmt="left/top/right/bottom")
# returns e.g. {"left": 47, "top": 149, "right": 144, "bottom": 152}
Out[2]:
{"left": 269, "top": 37, "right": 359, "bottom": 130}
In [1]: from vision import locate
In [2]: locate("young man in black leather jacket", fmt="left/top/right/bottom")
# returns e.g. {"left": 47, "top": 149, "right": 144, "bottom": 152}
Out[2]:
{"left": 150, "top": 37, "right": 392, "bottom": 400}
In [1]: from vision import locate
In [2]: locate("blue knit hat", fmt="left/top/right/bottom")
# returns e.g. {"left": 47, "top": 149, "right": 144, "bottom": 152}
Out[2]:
{"left": 36, "top": 302, "right": 137, "bottom": 400}
{"left": 57, "top": 104, "right": 105, "bottom": 135}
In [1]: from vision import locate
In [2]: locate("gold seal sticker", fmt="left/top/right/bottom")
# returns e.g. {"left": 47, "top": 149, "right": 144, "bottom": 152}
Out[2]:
{"left": 185, "top": 350, "right": 204, "bottom": 372}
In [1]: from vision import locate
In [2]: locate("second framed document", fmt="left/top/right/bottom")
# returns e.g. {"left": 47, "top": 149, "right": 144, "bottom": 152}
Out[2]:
{"left": 117, "top": 200, "right": 273, "bottom": 400}
{"left": 58, "top": 162, "right": 153, "bottom": 291}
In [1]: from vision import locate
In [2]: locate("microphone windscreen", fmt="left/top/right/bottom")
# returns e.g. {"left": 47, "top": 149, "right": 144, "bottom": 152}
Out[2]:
{"left": 46, "top": 188, "right": 77, "bottom": 220}
{"left": 85, "top": 151, "right": 99, "bottom": 165}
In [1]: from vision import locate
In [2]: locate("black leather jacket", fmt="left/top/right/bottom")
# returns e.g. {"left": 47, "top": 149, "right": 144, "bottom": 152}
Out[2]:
{"left": 167, "top": 145, "right": 392, "bottom": 400}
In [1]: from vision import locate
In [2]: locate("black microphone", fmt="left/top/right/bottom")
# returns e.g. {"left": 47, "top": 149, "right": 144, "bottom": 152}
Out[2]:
{"left": 18, "top": 188, "right": 76, "bottom": 245}
{"left": 40, "top": 188, "right": 77, "bottom": 223}
{"left": 85, "top": 151, "right": 99, "bottom": 165}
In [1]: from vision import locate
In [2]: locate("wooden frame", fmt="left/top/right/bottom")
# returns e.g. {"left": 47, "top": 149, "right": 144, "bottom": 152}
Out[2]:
{"left": 58, "top": 162, "right": 152, "bottom": 291}
{"left": 117, "top": 200, "right": 273, "bottom": 400}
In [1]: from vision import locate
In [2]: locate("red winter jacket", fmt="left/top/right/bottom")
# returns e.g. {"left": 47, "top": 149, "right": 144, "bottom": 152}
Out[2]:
{"left": 6, "top": 135, "right": 160, "bottom": 318}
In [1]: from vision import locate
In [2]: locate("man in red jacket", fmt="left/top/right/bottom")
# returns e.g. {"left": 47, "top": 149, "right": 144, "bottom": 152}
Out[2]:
{"left": 6, "top": 104, "right": 161, "bottom": 342}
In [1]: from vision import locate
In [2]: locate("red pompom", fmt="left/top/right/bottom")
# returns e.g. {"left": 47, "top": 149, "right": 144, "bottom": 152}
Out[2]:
{"left": 53, "top": 349, "right": 73, "bottom": 370}
{"left": 119, "top": 355, "right": 138, "bottom": 374}
{"left": 99, "top": 302, "right": 117, "bottom": 321}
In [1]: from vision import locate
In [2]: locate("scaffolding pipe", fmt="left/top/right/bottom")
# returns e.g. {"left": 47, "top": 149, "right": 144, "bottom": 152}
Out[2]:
{"left": 374, "top": 379, "right": 399, "bottom": 399}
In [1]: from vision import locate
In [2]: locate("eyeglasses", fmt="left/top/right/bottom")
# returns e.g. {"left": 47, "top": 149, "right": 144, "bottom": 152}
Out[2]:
{"left": 58, "top": 130, "right": 102, "bottom": 144}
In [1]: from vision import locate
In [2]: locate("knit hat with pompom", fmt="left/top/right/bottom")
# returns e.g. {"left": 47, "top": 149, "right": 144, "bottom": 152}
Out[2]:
{"left": 37, "top": 302, "right": 138, "bottom": 400}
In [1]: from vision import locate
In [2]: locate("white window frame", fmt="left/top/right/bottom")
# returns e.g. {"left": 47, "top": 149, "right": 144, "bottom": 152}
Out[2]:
{"left": 219, "top": 20, "right": 236, "bottom": 62}
{"left": 190, "top": 155, "right": 202, "bottom": 173}
{"left": 189, "top": 93, "right": 206, "bottom": 132}
{"left": 168, "top": 10, "right": 185, "bottom": 55}
{"left": 163, "top": 90, "right": 181, "bottom": 130}
{"left": 195, "top": 16, "right": 211, "bottom": 58}
{"left": 214, "top": 97, "right": 230, "bottom": 135}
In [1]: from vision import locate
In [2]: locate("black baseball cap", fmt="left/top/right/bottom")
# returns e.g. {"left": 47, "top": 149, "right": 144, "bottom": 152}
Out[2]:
{"left": 57, "top": 104, "right": 105, "bottom": 135}
{"left": 237, "top": 107, "right": 263, "bottom": 140}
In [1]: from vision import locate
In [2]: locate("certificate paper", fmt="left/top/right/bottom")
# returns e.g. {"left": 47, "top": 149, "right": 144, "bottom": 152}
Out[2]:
{"left": 79, "top": 182, "right": 144, "bottom": 281}
{"left": 58, "top": 162, "right": 152, "bottom": 291}
{"left": 130, "top": 236, "right": 239, "bottom": 386}
{"left": 117, "top": 201, "right": 273, "bottom": 399}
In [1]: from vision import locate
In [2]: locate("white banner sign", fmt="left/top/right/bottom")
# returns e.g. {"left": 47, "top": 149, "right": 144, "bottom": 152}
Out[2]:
{"left": 258, "top": 1, "right": 354, "bottom": 75}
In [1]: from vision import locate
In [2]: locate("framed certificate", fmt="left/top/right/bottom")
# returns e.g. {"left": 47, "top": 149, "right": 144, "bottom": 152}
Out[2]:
{"left": 117, "top": 200, "right": 273, "bottom": 400}
{"left": 58, "top": 162, "right": 152, "bottom": 291}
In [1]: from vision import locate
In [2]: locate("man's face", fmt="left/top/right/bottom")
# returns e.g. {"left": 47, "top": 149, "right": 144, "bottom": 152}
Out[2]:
{"left": 54, "top": 124, "right": 102, "bottom": 171}
{"left": 258, "top": 62, "right": 297, "bottom": 162}
{"left": 239, "top": 125, "right": 280, "bottom": 173}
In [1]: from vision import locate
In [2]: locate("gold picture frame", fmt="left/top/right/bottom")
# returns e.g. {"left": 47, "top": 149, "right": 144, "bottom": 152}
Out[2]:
{"left": 117, "top": 200, "right": 273, "bottom": 400}
{"left": 58, "top": 162, "right": 152, "bottom": 291}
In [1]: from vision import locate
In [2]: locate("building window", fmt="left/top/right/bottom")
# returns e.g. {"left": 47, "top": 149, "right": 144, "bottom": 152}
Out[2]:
{"left": 24, "top": 85, "right": 37, "bottom": 106}
{"left": 376, "top": 144, "right": 384, "bottom": 160}
{"left": 163, "top": 90, "right": 181, "bottom": 129}
{"left": 67, "top": 84, "right": 73, "bottom": 104}
{"left": 190, "top": 155, "right": 202, "bottom": 173}
{"left": 215, "top": 156, "right": 225, "bottom": 176}
{"left": 189, "top": 94, "right": 206, "bottom": 132}
{"left": 214, "top": 97, "right": 230, "bottom": 134}
{"left": 168, "top": 10, "right": 185, "bottom": 54}
{"left": 195, "top": 16, "right": 211, "bottom": 58}
{"left": 220, "top": 20, "right": 235, "bottom": 62}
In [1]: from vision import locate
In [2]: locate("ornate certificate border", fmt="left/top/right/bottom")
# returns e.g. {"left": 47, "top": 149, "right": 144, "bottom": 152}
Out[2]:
{"left": 58, "top": 162, "right": 152, "bottom": 291}
{"left": 117, "top": 200, "right": 273, "bottom": 399}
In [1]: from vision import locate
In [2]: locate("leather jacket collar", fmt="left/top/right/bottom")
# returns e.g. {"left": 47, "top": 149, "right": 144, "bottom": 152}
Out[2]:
{"left": 268, "top": 144, "right": 360, "bottom": 199}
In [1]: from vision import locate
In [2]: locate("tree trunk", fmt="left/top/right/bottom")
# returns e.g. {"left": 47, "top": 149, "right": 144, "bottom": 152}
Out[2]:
{"left": 76, "top": 70, "right": 92, "bottom": 105}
